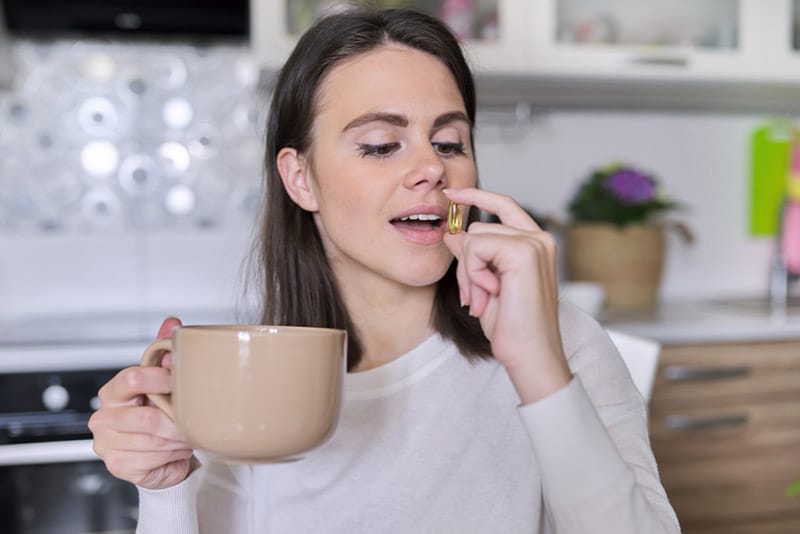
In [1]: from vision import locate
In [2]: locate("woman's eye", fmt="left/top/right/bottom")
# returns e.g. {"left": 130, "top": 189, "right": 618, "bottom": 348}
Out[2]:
{"left": 357, "top": 143, "right": 400, "bottom": 158}
{"left": 433, "top": 142, "right": 466, "bottom": 157}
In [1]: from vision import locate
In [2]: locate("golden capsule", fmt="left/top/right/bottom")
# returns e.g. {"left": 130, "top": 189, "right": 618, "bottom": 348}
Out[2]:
{"left": 447, "top": 201, "right": 463, "bottom": 234}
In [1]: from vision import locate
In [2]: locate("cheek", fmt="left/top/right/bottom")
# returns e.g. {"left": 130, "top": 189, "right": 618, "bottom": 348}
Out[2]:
{"left": 448, "top": 159, "right": 478, "bottom": 187}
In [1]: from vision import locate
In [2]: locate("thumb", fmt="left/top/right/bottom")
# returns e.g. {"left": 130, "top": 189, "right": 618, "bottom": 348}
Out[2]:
{"left": 442, "top": 232, "right": 465, "bottom": 260}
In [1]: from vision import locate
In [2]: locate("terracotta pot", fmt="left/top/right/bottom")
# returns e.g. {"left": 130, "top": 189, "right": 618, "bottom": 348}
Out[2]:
{"left": 563, "top": 223, "right": 665, "bottom": 312}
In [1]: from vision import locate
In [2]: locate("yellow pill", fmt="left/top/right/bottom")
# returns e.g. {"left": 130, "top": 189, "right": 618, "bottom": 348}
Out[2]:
{"left": 447, "top": 201, "right": 463, "bottom": 234}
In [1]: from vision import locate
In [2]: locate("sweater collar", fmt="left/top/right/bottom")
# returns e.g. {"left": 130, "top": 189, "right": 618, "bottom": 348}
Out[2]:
{"left": 344, "top": 333, "right": 453, "bottom": 400}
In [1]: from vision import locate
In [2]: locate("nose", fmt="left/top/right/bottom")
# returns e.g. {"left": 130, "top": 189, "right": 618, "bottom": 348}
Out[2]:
{"left": 403, "top": 142, "right": 446, "bottom": 191}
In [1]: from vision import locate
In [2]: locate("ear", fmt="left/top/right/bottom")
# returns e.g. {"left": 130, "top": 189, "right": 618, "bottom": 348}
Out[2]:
{"left": 276, "top": 147, "right": 319, "bottom": 212}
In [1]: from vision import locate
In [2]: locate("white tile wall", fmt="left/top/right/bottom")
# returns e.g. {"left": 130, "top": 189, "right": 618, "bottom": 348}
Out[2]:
{"left": 476, "top": 110, "right": 775, "bottom": 302}
{"left": 0, "top": 40, "right": 781, "bottom": 323}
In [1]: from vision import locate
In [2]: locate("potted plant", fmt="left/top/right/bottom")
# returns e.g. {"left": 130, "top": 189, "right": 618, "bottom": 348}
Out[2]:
{"left": 563, "top": 163, "right": 691, "bottom": 313}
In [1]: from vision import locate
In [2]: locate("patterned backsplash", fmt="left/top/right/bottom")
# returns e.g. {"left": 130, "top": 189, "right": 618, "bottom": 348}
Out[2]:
{"left": 0, "top": 38, "right": 267, "bottom": 234}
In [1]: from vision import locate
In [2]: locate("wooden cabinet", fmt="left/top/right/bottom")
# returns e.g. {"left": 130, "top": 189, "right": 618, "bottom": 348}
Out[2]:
{"left": 648, "top": 340, "right": 800, "bottom": 534}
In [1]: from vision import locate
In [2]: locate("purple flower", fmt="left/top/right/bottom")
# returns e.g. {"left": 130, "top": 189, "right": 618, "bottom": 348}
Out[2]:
{"left": 604, "top": 169, "right": 656, "bottom": 204}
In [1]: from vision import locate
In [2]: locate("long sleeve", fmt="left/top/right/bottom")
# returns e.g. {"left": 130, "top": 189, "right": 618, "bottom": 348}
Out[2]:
{"left": 517, "top": 300, "right": 681, "bottom": 533}
{"left": 136, "top": 455, "right": 252, "bottom": 534}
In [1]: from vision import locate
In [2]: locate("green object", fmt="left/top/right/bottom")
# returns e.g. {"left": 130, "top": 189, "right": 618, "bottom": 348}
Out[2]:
{"left": 786, "top": 479, "right": 800, "bottom": 498}
{"left": 567, "top": 162, "right": 679, "bottom": 228}
{"left": 750, "top": 121, "right": 792, "bottom": 236}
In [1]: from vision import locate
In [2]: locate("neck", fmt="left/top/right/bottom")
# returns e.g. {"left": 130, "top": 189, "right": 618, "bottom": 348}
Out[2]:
{"left": 338, "top": 274, "right": 438, "bottom": 373}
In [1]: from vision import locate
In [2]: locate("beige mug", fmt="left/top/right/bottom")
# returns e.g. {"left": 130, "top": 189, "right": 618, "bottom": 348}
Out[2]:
{"left": 140, "top": 324, "right": 347, "bottom": 463}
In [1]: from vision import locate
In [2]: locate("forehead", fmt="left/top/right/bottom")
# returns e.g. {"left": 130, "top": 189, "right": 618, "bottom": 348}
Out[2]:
{"left": 314, "top": 44, "right": 467, "bottom": 126}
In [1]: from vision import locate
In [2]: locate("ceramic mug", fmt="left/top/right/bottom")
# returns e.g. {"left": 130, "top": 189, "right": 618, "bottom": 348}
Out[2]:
{"left": 140, "top": 325, "right": 347, "bottom": 463}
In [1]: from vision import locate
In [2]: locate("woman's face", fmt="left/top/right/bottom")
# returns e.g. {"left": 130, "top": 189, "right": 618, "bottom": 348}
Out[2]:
{"left": 300, "top": 44, "right": 477, "bottom": 290}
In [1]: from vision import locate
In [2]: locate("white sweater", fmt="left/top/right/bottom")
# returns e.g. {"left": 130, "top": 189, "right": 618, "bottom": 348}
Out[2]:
{"left": 136, "top": 301, "right": 680, "bottom": 533}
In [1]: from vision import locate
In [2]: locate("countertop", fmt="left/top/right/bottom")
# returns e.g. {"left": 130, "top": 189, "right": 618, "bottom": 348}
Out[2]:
{"left": 1, "top": 298, "right": 799, "bottom": 371}
{"left": 0, "top": 308, "right": 244, "bottom": 372}
{"left": 602, "top": 298, "right": 800, "bottom": 344}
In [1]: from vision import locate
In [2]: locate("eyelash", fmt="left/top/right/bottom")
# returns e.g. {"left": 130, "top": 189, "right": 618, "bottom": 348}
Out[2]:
{"left": 357, "top": 142, "right": 466, "bottom": 159}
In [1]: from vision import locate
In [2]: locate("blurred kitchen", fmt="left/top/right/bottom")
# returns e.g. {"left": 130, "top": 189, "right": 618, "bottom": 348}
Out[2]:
{"left": 0, "top": 0, "right": 799, "bottom": 533}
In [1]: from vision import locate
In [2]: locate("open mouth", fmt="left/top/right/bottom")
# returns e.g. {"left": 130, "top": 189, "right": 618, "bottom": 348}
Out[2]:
{"left": 390, "top": 213, "right": 444, "bottom": 231}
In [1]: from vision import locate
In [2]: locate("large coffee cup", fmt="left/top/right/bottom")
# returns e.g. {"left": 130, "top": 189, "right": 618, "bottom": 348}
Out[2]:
{"left": 140, "top": 325, "right": 347, "bottom": 463}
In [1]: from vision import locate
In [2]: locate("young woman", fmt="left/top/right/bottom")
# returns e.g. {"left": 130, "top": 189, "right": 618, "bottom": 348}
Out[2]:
{"left": 89, "top": 7, "right": 679, "bottom": 533}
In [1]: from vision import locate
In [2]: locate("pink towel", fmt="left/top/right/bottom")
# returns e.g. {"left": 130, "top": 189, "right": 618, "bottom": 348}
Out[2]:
{"left": 782, "top": 202, "right": 800, "bottom": 273}
{"left": 782, "top": 134, "right": 800, "bottom": 273}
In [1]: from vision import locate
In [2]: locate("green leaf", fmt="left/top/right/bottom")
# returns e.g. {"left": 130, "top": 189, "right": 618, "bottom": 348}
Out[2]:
{"left": 567, "top": 163, "right": 682, "bottom": 227}
{"left": 786, "top": 480, "right": 800, "bottom": 498}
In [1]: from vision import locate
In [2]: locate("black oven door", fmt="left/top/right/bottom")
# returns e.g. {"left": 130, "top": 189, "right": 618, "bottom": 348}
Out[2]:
{"left": 0, "top": 458, "right": 138, "bottom": 534}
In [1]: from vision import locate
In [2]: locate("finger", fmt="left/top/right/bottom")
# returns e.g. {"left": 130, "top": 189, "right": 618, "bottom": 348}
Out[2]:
{"left": 97, "top": 429, "right": 192, "bottom": 454}
{"left": 91, "top": 405, "right": 187, "bottom": 442}
{"left": 157, "top": 317, "right": 182, "bottom": 340}
{"left": 444, "top": 188, "right": 539, "bottom": 231}
{"left": 441, "top": 230, "right": 465, "bottom": 259}
{"left": 461, "top": 235, "right": 502, "bottom": 297}
{"left": 97, "top": 366, "right": 172, "bottom": 407}
{"left": 156, "top": 317, "right": 181, "bottom": 369}
{"left": 470, "top": 284, "right": 491, "bottom": 318}
{"left": 456, "top": 252, "right": 470, "bottom": 306}
{"left": 465, "top": 221, "right": 525, "bottom": 236}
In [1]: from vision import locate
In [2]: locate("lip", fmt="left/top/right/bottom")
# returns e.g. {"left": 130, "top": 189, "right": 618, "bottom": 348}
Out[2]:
{"left": 389, "top": 204, "right": 448, "bottom": 221}
{"left": 388, "top": 203, "right": 448, "bottom": 245}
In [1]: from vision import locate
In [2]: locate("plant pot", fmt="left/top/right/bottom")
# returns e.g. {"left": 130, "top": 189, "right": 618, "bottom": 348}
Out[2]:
{"left": 563, "top": 223, "right": 665, "bottom": 312}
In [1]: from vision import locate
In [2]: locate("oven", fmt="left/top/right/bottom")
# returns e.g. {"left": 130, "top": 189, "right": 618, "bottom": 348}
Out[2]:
{"left": 0, "top": 316, "right": 147, "bottom": 534}
{"left": 0, "top": 310, "right": 234, "bottom": 533}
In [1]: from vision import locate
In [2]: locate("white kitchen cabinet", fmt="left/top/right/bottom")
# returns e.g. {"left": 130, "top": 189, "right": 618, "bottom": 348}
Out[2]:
{"left": 250, "top": 0, "right": 531, "bottom": 74}
{"left": 251, "top": 0, "right": 798, "bottom": 79}
{"left": 526, "top": 0, "right": 799, "bottom": 82}
{"left": 250, "top": 1, "right": 800, "bottom": 111}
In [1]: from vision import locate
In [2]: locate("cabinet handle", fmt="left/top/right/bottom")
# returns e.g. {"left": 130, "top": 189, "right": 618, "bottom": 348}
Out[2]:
{"left": 629, "top": 54, "right": 689, "bottom": 67}
{"left": 664, "top": 414, "right": 749, "bottom": 431}
{"left": 664, "top": 365, "right": 751, "bottom": 382}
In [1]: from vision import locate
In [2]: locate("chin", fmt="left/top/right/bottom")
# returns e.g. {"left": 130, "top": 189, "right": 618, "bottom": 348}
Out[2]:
{"left": 394, "top": 259, "right": 453, "bottom": 288}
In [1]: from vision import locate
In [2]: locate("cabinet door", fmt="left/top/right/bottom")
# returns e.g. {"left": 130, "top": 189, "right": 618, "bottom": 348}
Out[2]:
{"left": 527, "top": 0, "right": 784, "bottom": 82}
{"left": 250, "top": 0, "right": 530, "bottom": 73}
{"left": 649, "top": 341, "right": 800, "bottom": 533}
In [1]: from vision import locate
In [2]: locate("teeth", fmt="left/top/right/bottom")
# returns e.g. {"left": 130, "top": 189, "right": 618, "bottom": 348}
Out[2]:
{"left": 399, "top": 214, "right": 441, "bottom": 221}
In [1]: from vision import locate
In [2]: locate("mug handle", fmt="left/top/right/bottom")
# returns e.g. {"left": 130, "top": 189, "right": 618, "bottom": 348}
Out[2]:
{"left": 140, "top": 338, "right": 175, "bottom": 420}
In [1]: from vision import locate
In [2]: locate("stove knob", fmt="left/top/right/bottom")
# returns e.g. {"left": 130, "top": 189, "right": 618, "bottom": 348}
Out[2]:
{"left": 42, "top": 384, "right": 70, "bottom": 411}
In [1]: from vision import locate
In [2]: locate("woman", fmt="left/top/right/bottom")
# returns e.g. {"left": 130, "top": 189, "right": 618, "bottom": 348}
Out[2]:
{"left": 89, "top": 7, "right": 679, "bottom": 533}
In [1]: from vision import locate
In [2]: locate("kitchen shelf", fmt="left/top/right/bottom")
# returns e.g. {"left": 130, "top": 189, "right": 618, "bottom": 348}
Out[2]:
{"left": 473, "top": 73, "right": 800, "bottom": 114}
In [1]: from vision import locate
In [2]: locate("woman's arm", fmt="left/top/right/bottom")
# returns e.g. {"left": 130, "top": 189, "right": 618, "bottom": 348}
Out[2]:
{"left": 518, "top": 301, "right": 680, "bottom": 533}
{"left": 442, "top": 188, "right": 679, "bottom": 533}
{"left": 136, "top": 455, "right": 253, "bottom": 534}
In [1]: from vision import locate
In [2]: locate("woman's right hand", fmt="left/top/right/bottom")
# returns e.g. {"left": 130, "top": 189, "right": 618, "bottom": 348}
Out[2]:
{"left": 88, "top": 317, "right": 197, "bottom": 490}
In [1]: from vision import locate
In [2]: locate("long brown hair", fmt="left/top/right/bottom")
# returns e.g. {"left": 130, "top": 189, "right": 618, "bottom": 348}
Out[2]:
{"left": 255, "top": 7, "right": 491, "bottom": 370}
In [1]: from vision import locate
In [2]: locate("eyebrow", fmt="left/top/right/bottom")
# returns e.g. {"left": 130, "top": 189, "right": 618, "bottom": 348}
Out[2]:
{"left": 343, "top": 112, "right": 407, "bottom": 131}
{"left": 432, "top": 111, "right": 472, "bottom": 129}
{"left": 342, "top": 110, "right": 472, "bottom": 132}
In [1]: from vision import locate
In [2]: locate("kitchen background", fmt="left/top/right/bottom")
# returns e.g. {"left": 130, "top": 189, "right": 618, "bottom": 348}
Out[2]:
{"left": 2, "top": 1, "right": 800, "bottom": 533}
{"left": 0, "top": 24, "right": 782, "bottom": 321}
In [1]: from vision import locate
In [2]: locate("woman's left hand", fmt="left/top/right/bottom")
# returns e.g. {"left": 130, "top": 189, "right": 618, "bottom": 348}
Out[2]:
{"left": 442, "top": 187, "right": 572, "bottom": 404}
